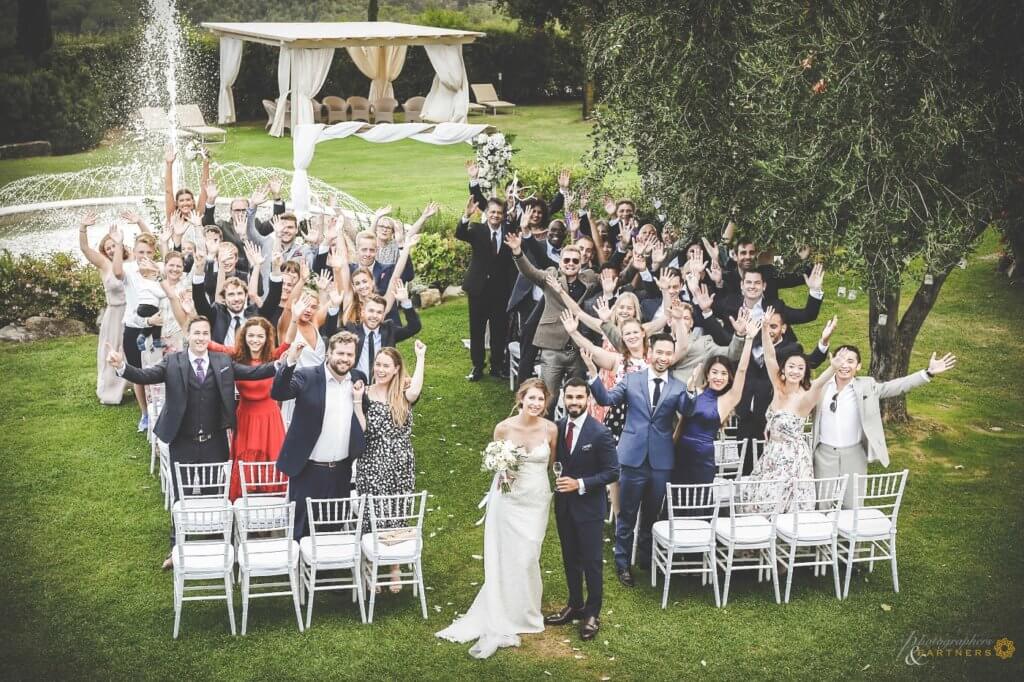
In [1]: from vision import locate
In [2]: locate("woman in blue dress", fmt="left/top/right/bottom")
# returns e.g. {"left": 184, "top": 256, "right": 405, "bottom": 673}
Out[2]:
{"left": 673, "top": 316, "right": 761, "bottom": 485}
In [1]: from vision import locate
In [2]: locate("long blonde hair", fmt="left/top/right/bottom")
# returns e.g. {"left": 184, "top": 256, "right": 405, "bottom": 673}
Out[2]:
{"left": 375, "top": 347, "right": 412, "bottom": 426}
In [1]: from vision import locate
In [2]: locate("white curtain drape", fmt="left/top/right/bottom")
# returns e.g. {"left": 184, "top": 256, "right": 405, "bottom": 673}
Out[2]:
{"left": 217, "top": 37, "right": 244, "bottom": 124}
{"left": 291, "top": 122, "right": 491, "bottom": 213}
{"left": 290, "top": 47, "right": 335, "bottom": 133}
{"left": 421, "top": 45, "right": 470, "bottom": 123}
{"left": 269, "top": 48, "right": 293, "bottom": 137}
{"left": 346, "top": 45, "right": 408, "bottom": 101}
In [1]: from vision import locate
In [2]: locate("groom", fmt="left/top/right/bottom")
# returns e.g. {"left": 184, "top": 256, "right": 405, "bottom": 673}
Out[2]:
{"left": 546, "top": 378, "right": 619, "bottom": 641}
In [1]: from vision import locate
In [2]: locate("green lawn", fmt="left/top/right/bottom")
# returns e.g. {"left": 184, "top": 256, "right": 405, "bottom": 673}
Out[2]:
{"left": 0, "top": 103, "right": 594, "bottom": 214}
{"left": 0, "top": 104, "right": 1022, "bottom": 680}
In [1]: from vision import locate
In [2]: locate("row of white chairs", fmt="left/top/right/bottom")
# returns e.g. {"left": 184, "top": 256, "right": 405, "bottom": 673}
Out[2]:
{"left": 170, "top": 467, "right": 428, "bottom": 639}
{"left": 651, "top": 470, "right": 908, "bottom": 607}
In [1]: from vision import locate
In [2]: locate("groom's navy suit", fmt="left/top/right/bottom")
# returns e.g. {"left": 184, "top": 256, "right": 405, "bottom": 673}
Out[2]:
{"left": 555, "top": 415, "right": 619, "bottom": 618}
{"left": 590, "top": 369, "right": 688, "bottom": 572}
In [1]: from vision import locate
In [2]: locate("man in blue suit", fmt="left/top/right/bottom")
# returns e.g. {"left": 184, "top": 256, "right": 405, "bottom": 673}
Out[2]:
{"left": 546, "top": 378, "right": 619, "bottom": 641}
{"left": 272, "top": 330, "right": 367, "bottom": 537}
{"left": 587, "top": 332, "right": 688, "bottom": 587}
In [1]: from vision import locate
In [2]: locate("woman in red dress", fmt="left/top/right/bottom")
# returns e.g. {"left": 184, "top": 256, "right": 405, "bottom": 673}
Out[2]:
{"left": 208, "top": 316, "right": 291, "bottom": 500}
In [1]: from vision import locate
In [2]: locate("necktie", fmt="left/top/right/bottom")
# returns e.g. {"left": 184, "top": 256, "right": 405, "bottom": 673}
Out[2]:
{"left": 367, "top": 331, "right": 376, "bottom": 378}
{"left": 565, "top": 420, "right": 575, "bottom": 455}
{"left": 194, "top": 357, "right": 206, "bottom": 383}
{"left": 230, "top": 315, "right": 242, "bottom": 342}
{"left": 652, "top": 377, "right": 663, "bottom": 408}
{"left": 493, "top": 230, "right": 500, "bottom": 255}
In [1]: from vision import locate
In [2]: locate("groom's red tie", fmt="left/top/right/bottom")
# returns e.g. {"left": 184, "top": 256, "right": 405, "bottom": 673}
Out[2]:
{"left": 565, "top": 421, "right": 575, "bottom": 454}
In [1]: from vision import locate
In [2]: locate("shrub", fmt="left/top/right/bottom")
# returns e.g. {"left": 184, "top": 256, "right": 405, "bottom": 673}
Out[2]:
{"left": 0, "top": 251, "right": 105, "bottom": 328}
{"left": 410, "top": 233, "right": 470, "bottom": 290}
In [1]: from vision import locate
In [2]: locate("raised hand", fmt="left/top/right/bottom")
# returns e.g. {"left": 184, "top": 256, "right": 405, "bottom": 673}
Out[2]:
{"left": 119, "top": 210, "right": 141, "bottom": 225}
{"left": 600, "top": 267, "right": 617, "bottom": 295}
{"left": 268, "top": 176, "right": 283, "bottom": 198}
{"left": 170, "top": 213, "right": 189, "bottom": 238}
{"left": 80, "top": 211, "right": 98, "bottom": 228}
{"left": 287, "top": 340, "right": 307, "bottom": 365}
{"left": 326, "top": 245, "right": 344, "bottom": 270}
{"left": 708, "top": 255, "right": 723, "bottom": 285}
{"left": 464, "top": 195, "right": 478, "bottom": 220}
{"left": 798, "top": 244, "right": 812, "bottom": 260}
{"left": 164, "top": 144, "right": 175, "bottom": 164}
{"left": 104, "top": 341, "right": 124, "bottom": 369}
{"left": 927, "top": 352, "right": 957, "bottom": 375}
{"left": 544, "top": 272, "right": 561, "bottom": 292}
{"left": 249, "top": 185, "right": 268, "bottom": 207}
{"left": 602, "top": 195, "right": 616, "bottom": 217}
{"left": 204, "top": 180, "right": 219, "bottom": 204}
{"left": 651, "top": 241, "right": 667, "bottom": 269}
{"left": 305, "top": 219, "right": 322, "bottom": 245}
{"left": 594, "top": 295, "right": 613, "bottom": 323}
{"left": 746, "top": 314, "right": 764, "bottom": 338}
{"left": 292, "top": 292, "right": 316, "bottom": 319}
{"left": 819, "top": 315, "right": 838, "bottom": 346}
{"left": 578, "top": 187, "right": 591, "bottom": 210}
{"left": 373, "top": 204, "right": 392, "bottom": 222}
{"left": 631, "top": 247, "right": 647, "bottom": 271}
{"left": 465, "top": 160, "right": 479, "bottom": 180}
{"left": 559, "top": 309, "right": 579, "bottom": 334}
{"left": 352, "top": 380, "right": 366, "bottom": 402}
{"left": 109, "top": 223, "right": 124, "bottom": 245}
{"left": 729, "top": 306, "right": 750, "bottom": 336}
{"left": 557, "top": 168, "right": 571, "bottom": 192}
{"left": 693, "top": 283, "right": 716, "bottom": 313}
{"left": 504, "top": 230, "right": 522, "bottom": 255}
{"left": 414, "top": 339, "right": 427, "bottom": 357}
{"left": 804, "top": 262, "right": 825, "bottom": 291}
{"left": 243, "top": 240, "right": 264, "bottom": 270}
{"left": 580, "top": 347, "right": 598, "bottom": 375}
{"left": 315, "top": 270, "right": 333, "bottom": 292}
{"left": 393, "top": 279, "right": 409, "bottom": 303}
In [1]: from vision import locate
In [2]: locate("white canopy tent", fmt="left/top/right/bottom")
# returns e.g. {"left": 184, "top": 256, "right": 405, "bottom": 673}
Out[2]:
{"left": 202, "top": 22, "right": 485, "bottom": 135}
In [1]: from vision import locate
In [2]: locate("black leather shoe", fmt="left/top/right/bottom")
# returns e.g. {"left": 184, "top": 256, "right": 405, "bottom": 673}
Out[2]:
{"left": 579, "top": 616, "right": 600, "bottom": 641}
{"left": 616, "top": 569, "right": 635, "bottom": 588}
{"left": 465, "top": 369, "right": 483, "bottom": 381}
{"left": 489, "top": 368, "right": 510, "bottom": 380}
{"left": 544, "top": 606, "right": 584, "bottom": 626}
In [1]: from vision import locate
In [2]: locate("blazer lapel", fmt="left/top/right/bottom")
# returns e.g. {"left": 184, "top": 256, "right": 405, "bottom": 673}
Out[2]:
{"left": 176, "top": 350, "right": 190, "bottom": 390}
{"left": 570, "top": 415, "right": 591, "bottom": 458}
{"left": 641, "top": 370, "right": 654, "bottom": 418}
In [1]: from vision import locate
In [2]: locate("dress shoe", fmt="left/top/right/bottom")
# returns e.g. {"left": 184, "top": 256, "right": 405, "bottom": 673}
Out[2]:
{"left": 465, "top": 369, "right": 483, "bottom": 381}
{"left": 161, "top": 553, "right": 173, "bottom": 571}
{"left": 544, "top": 605, "right": 584, "bottom": 626}
{"left": 616, "top": 568, "right": 635, "bottom": 588}
{"left": 489, "top": 368, "right": 510, "bottom": 380}
{"left": 579, "top": 616, "right": 600, "bottom": 641}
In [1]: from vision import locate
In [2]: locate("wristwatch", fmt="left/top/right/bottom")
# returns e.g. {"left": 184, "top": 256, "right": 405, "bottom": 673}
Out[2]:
{"left": 925, "top": 369, "right": 935, "bottom": 378}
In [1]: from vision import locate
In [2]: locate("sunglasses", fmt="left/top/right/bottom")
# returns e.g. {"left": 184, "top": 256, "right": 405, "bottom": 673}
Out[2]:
{"left": 562, "top": 258, "right": 580, "bottom": 265}
{"left": 829, "top": 393, "right": 839, "bottom": 413}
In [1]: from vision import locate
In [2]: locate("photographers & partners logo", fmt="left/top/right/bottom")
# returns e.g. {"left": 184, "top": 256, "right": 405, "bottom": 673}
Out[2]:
{"left": 899, "top": 632, "right": 1015, "bottom": 665}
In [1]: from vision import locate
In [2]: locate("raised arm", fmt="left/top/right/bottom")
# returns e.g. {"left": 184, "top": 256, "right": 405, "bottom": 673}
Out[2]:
{"left": 718, "top": 317, "right": 762, "bottom": 420}
{"left": 163, "top": 145, "right": 176, "bottom": 219}
{"left": 761, "top": 305, "right": 785, "bottom": 396}
{"left": 78, "top": 214, "right": 108, "bottom": 272}
{"left": 560, "top": 310, "right": 619, "bottom": 371}
{"left": 109, "top": 225, "right": 126, "bottom": 280}
{"left": 797, "top": 349, "right": 841, "bottom": 414}
{"left": 506, "top": 231, "right": 549, "bottom": 288}
{"left": 405, "top": 340, "right": 426, "bottom": 403}
{"left": 160, "top": 278, "right": 191, "bottom": 331}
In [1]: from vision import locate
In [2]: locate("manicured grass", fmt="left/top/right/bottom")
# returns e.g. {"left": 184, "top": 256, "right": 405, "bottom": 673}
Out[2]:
{"left": 0, "top": 231, "right": 1022, "bottom": 681}
{"left": 0, "top": 103, "right": 593, "bottom": 213}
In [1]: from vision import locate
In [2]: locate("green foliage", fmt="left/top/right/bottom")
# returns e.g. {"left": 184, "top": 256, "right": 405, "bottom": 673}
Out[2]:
{"left": 0, "top": 250, "right": 104, "bottom": 327}
{"left": 409, "top": 232, "right": 470, "bottom": 290}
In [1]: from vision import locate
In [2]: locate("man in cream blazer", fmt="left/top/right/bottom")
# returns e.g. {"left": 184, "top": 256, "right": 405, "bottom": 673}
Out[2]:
{"left": 812, "top": 343, "right": 956, "bottom": 507}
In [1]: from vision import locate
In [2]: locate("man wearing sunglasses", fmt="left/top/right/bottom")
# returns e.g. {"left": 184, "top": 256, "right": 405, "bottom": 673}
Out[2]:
{"left": 812, "top": 341, "right": 957, "bottom": 507}
{"left": 507, "top": 232, "right": 599, "bottom": 414}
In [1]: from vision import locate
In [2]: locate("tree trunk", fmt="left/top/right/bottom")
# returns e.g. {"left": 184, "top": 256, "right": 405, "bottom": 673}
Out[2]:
{"left": 16, "top": 0, "right": 52, "bottom": 61}
{"left": 868, "top": 270, "right": 950, "bottom": 423}
{"left": 367, "top": 0, "right": 379, "bottom": 22}
{"left": 1004, "top": 221, "right": 1024, "bottom": 282}
{"left": 582, "top": 79, "right": 595, "bottom": 120}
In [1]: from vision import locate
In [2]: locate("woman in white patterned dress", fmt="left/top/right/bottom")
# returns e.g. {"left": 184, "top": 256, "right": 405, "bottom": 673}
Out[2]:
{"left": 436, "top": 378, "right": 557, "bottom": 659}
{"left": 747, "top": 307, "right": 842, "bottom": 512}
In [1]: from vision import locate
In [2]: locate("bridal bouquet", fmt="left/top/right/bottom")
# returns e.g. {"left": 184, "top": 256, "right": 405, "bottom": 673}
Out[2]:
{"left": 472, "top": 132, "right": 513, "bottom": 194}
{"left": 481, "top": 439, "right": 526, "bottom": 494}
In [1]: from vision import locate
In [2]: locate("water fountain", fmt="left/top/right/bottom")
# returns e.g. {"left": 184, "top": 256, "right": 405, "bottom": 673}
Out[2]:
{"left": 0, "top": 0, "right": 369, "bottom": 258}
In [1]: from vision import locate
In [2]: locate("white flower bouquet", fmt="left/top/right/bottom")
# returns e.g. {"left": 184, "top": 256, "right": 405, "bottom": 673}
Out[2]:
{"left": 471, "top": 133, "right": 514, "bottom": 194}
{"left": 481, "top": 439, "right": 527, "bottom": 494}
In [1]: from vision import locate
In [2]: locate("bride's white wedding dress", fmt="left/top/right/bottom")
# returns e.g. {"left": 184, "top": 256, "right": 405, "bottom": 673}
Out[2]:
{"left": 436, "top": 443, "right": 552, "bottom": 659}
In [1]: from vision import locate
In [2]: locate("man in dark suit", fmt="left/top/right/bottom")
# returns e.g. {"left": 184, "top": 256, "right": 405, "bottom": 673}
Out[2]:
{"left": 545, "top": 379, "right": 619, "bottom": 641}
{"left": 191, "top": 246, "right": 282, "bottom": 345}
{"left": 272, "top": 331, "right": 368, "bottom": 537}
{"left": 712, "top": 264, "right": 825, "bottom": 342}
{"left": 342, "top": 291, "right": 421, "bottom": 380}
{"left": 455, "top": 196, "right": 518, "bottom": 381}
{"left": 108, "top": 316, "right": 278, "bottom": 566}
{"left": 201, "top": 179, "right": 286, "bottom": 274}
{"left": 720, "top": 238, "right": 813, "bottom": 300}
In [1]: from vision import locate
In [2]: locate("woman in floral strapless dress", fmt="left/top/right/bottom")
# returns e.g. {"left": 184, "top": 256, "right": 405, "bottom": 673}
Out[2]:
{"left": 745, "top": 307, "right": 842, "bottom": 513}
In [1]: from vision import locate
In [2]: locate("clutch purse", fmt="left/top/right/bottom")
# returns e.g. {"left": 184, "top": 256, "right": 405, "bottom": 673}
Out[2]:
{"left": 377, "top": 527, "right": 417, "bottom": 545}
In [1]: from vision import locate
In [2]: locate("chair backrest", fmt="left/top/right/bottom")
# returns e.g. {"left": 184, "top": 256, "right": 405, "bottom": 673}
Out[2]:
{"left": 176, "top": 104, "right": 208, "bottom": 128}
{"left": 366, "top": 492, "right": 427, "bottom": 553}
{"left": 727, "top": 479, "right": 785, "bottom": 523}
{"left": 239, "top": 461, "right": 289, "bottom": 500}
{"left": 666, "top": 483, "right": 719, "bottom": 541}
{"left": 175, "top": 461, "right": 231, "bottom": 503}
{"left": 748, "top": 439, "right": 767, "bottom": 471}
{"left": 372, "top": 97, "right": 399, "bottom": 113}
{"left": 788, "top": 475, "right": 847, "bottom": 538}
{"left": 322, "top": 96, "right": 347, "bottom": 112}
{"left": 714, "top": 439, "right": 748, "bottom": 479}
{"left": 853, "top": 469, "right": 908, "bottom": 526}
{"left": 471, "top": 83, "right": 499, "bottom": 102}
{"left": 307, "top": 496, "right": 364, "bottom": 563}
{"left": 236, "top": 502, "right": 296, "bottom": 567}
{"left": 348, "top": 96, "right": 371, "bottom": 120}
{"left": 138, "top": 107, "right": 171, "bottom": 131}
{"left": 403, "top": 96, "right": 426, "bottom": 112}
{"left": 172, "top": 506, "right": 233, "bottom": 571}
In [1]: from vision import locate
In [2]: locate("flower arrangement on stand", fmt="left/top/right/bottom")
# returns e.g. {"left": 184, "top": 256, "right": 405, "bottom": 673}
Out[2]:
{"left": 471, "top": 132, "right": 514, "bottom": 195}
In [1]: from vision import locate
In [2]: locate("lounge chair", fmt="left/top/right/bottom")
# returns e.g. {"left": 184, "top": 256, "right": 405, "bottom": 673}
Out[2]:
{"left": 402, "top": 96, "right": 426, "bottom": 123}
{"left": 177, "top": 104, "right": 227, "bottom": 144}
{"left": 262, "top": 99, "right": 291, "bottom": 133}
{"left": 347, "top": 96, "right": 371, "bottom": 123}
{"left": 138, "top": 107, "right": 192, "bottom": 139}
{"left": 322, "top": 96, "right": 348, "bottom": 124}
{"left": 371, "top": 97, "right": 399, "bottom": 124}
{"left": 470, "top": 84, "right": 516, "bottom": 115}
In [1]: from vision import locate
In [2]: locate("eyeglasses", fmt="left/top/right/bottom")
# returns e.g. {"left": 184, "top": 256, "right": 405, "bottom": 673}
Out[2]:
{"left": 829, "top": 393, "right": 839, "bottom": 413}
{"left": 562, "top": 258, "right": 580, "bottom": 265}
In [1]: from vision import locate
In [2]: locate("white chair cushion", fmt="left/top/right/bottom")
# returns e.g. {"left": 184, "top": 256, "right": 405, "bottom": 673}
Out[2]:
{"left": 653, "top": 519, "right": 715, "bottom": 548}
{"left": 172, "top": 543, "right": 234, "bottom": 573}
{"left": 361, "top": 534, "right": 420, "bottom": 562}
{"left": 233, "top": 495, "right": 288, "bottom": 511}
{"left": 300, "top": 534, "right": 359, "bottom": 566}
{"left": 776, "top": 512, "right": 834, "bottom": 542}
{"left": 172, "top": 498, "right": 229, "bottom": 514}
{"left": 238, "top": 538, "right": 299, "bottom": 571}
{"left": 830, "top": 508, "right": 893, "bottom": 539}
{"left": 714, "top": 515, "right": 773, "bottom": 545}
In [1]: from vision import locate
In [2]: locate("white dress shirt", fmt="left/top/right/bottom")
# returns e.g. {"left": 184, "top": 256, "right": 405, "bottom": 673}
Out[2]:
{"left": 357, "top": 326, "right": 381, "bottom": 377}
{"left": 308, "top": 366, "right": 354, "bottom": 463}
{"left": 187, "top": 350, "right": 210, "bottom": 380}
{"left": 819, "top": 378, "right": 864, "bottom": 448}
{"left": 648, "top": 369, "right": 669, "bottom": 409}
{"left": 565, "top": 412, "right": 589, "bottom": 495}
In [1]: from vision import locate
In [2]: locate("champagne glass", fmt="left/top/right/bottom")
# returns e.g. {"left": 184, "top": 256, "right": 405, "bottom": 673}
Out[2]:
{"left": 553, "top": 461, "right": 563, "bottom": 479}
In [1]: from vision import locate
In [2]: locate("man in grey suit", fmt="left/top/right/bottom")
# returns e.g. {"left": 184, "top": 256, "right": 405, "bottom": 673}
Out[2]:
{"left": 586, "top": 333, "right": 689, "bottom": 588}
{"left": 507, "top": 231, "right": 598, "bottom": 412}
{"left": 812, "top": 343, "right": 957, "bottom": 507}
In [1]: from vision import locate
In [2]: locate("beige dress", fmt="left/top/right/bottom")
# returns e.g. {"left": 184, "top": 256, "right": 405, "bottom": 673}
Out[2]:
{"left": 96, "top": 273, "right": 127, "bottom": 404}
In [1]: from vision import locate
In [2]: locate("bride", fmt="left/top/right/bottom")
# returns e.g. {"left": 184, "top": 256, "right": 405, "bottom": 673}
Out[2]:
{"left": 436, "top": 378, "right": 558, "bottom": 659}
